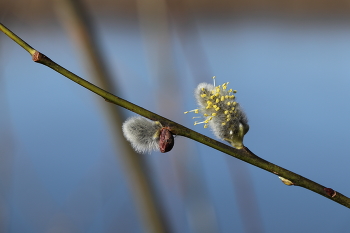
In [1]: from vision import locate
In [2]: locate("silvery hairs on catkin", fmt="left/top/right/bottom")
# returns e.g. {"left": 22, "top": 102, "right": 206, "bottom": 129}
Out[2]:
{"left": 122, "top": 116, "right": 162, "bottom": 153}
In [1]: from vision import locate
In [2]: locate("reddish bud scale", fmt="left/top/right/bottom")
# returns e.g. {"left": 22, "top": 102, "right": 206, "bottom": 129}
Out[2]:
{"left": 159, "top": 128, "right": 174, "bottom": 153}
{"left": 324, "top": 188, "right": 337, "bottom": 198}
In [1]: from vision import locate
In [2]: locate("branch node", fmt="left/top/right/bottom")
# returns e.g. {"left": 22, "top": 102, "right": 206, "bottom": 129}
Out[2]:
{"left": 104, "top": 98, "right": 113, "bottom": 103}
{"left": 32, "top": 50, "right": 41, "bottom": 62}
{"left": 324, "top": 188, "right": 337, "bottom": 198}
{"left": 278, "top": 176, "right": 294, "bottom": 186}
{"left": 32, "top": 50, "right": 50, "bottom": 63}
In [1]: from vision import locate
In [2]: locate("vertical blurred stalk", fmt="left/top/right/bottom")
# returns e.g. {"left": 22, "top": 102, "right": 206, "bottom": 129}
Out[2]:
{"left": 54, "top": 1, "right": 170, "bottom": 233}
{"left": 165, "top": 0, "right": 212, "bottom": 80}
{"left": 0, "top": 38, "right": 14, "bottom": 233}
{"left": 167, "top": 1, "right": 265, "bottom": 232}
{"left": 228, "top": 161, "right": 265, "bottom": 233}
{"left": 136, "top": 1, "right": 219, "bottom": 233}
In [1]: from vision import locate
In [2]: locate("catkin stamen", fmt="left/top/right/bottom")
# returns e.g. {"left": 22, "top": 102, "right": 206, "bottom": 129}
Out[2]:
{"left": 184, "top": 109, "right": 199, "bottom": 114}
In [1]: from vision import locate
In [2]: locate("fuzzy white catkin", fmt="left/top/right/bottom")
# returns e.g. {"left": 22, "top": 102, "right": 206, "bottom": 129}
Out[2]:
{"left": 122, "top": 116, "right": 162, "bottom": 153}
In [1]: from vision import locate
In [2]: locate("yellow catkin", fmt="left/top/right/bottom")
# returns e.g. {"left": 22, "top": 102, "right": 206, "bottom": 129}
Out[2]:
{"left": 185, "top": 79, "right": 247, "bottom": 151}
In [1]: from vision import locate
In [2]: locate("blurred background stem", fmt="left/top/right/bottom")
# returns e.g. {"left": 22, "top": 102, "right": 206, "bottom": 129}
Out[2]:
{"left": 53, "top": 1, "right": 171, "bottom": 232}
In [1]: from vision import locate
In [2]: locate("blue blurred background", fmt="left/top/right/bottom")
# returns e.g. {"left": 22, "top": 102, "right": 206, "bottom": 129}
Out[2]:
{"left": 1, "top": 0, "right": 350, "bottom": 232}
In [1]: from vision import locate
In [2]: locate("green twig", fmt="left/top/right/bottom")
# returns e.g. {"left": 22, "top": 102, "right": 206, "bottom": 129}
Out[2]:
{"left": 1, "top": 22, "right": 349, "bottom": 209}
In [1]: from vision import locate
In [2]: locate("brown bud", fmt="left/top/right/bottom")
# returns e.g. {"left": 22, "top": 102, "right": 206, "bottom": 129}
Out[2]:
{"left": 159, "top": 128, "right": 174, "bottom": 153}
{"left": 324, "top": 188, "right": 337, "bottom": 198}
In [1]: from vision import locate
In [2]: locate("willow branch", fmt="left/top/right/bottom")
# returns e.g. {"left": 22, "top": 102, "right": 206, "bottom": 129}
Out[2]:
{"left": 1, "top": 22, "right": 349, "bottom": 209}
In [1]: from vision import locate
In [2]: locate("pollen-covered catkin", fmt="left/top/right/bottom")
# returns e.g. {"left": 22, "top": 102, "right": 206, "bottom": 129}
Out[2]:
{"left": 122, "top": 116, "right": 162, "bottom": 153}
{"left": 185, "top": 77, "right": 249, "bottom": 149}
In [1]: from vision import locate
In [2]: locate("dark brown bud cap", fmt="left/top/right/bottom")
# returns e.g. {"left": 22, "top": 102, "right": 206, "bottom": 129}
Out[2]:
{"left": 159, "top": 128, "right": 174, "bottom": 153}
